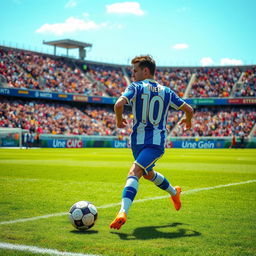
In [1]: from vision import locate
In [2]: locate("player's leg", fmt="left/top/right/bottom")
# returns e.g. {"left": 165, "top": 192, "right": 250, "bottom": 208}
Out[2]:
{"left": 110, "top": 163, "right": 143, "bottom": 230}
{"left": 143, "top": 170, "right": 182, "bottom": 211}
{"left": 144, "top": 170, "right": 177, "bottom": 195}
{"left": 110, "top": 145, "right": 165, "bottom": 230}
{"left": 134, "top": 146, "right": 182, "bottom": 211}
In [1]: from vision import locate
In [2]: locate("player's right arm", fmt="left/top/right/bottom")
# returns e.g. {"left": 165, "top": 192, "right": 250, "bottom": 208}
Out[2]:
{"left": 114, "top": 83, "right": 136, "bottom": 128}
{"left": 114, "top": 97, "right": 128, "bottom": 128}
{"left": 179, "top": 103, "right": 194, "bottom": 130}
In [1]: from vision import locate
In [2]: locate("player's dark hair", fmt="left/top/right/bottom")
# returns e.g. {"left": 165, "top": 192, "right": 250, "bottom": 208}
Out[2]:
{"left": 131, "top": 55, "right": 156, "bottom": 75}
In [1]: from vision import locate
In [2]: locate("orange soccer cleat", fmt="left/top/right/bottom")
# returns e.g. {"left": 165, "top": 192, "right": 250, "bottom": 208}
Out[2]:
{"left": 110, "top": 212, "right": 127, "bottom": 230}
{"left": 170, "top": 186, "right": 182, "bottom": 211}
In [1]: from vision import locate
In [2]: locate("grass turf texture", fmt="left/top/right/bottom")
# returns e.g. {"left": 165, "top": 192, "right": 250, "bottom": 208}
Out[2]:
{"left": 0, "top": 148, "right": 255, "bottom": 256}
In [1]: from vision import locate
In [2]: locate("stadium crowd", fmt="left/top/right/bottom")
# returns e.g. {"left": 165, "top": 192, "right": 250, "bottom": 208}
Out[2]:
{"left": 234, "top": 67, "right": 256, "bottom": 97}
{"left": 0, "top": 46, "right": 255, "bottom": 143}
{"left": 1, "top": 46, "right": 256, "bottom": 98}
{"left": 171, "top": 107, "right": 255, "bottom": 137}
{"left": 189, "top": 68, "right": 241, "bottom": 98}
{"left": 0, "top": 48, "right": 38, "bottom": 90}
{"left": 1, "top": 98, "right": 255, "bottom": 138}
{"left": 87, "top": 64, "right": 127, "bottom": 97}
{"left": 155, "top": 68, "right": 191, "bottom": 97}
{"left": 0, "top": 48, "right": 104, "bottom": 96}
{"left": 0, "top": 98, "right": 131, "bottom": 136}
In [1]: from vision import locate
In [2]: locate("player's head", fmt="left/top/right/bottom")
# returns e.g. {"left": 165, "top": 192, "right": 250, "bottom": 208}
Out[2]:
{"left": 131, "top": 55, "right": 156, "bottom": 81}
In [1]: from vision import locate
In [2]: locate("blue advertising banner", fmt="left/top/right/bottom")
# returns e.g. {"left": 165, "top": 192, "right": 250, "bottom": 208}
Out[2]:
{"left": 1, "top": 87, "right": 255, "bottom": 105}
{"left": 186, "top": 98, "right": 256, "bottom": 105}
{"left": 39, "top": 135, "right": 128, "bottom": 148}
{"left": 44, "top": 138, "right": 84, "bottom": 148}
{"left": 0, "top": 88, "right": 256, "bottom": 105}
{"left": 0, "top": 88, "right": 117, "bottom": 104}
{"left": 185, "top": 98, "right": 228, "bottom": 105}
{"left": 171, "top": 140, "right": 224, "bottom": 149}
{"left": 113, "top": 140, "right": 128, "bottom": 148}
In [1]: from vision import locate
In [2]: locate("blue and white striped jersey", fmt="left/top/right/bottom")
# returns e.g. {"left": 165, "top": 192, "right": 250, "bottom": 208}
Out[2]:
{"left": 121, "top": 79, "right": 185, "bottom": 148}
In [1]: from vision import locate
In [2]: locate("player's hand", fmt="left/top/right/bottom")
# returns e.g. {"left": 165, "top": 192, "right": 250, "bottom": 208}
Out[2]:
{"left": 179, "top": 118, "right": 192, "bottom": 130}
{"left": 117, "top": 118, "right": 127, "bottom": 128}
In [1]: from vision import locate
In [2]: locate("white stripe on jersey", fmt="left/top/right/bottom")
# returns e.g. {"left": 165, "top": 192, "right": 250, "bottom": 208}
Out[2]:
{"left": 132, "top": 97, "right": 137, "bottom": 124}
{"left": 152, "top": 127, "right": 161, "bottom": 145}
{"left": 136, "top": 122, "right": 145, "bottom": 144}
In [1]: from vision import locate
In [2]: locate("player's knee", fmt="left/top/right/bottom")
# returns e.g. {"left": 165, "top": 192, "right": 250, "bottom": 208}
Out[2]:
{"left": 143, "top": 170, "right": 154, "bottom": 180}
{"left": 128, "top": 163, "right": 143, "bottom": 178}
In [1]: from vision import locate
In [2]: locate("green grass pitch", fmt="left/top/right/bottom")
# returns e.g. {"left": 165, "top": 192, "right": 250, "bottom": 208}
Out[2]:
{"left": 0, "top": 148, "right": 255, "bottom": 256}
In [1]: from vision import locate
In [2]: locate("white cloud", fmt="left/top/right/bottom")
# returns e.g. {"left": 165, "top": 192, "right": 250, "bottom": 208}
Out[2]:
{"left": 220, "top": 58, "right": 243, "bottom": 66}
{"left": 172, "top": 43, "right": 189, "bottom": 50}
{"left": 106, "top": 2, "right": 145, "bottom": 15}
{"left": 200, "top": 57, "right": 214, "bottom": 66}
{"left": 65, "top": 0, "right": 77, "bottom": 8}
{"left": 36, "top": 17, "right": 106, "bottom": 35}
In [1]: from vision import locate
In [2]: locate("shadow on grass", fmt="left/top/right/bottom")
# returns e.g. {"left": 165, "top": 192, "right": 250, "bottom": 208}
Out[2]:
{"left": 111, "top": 222, "right": 201, "bottom": 240}
{"left": 70, "top": 229, "right": 98, "bottom": 235}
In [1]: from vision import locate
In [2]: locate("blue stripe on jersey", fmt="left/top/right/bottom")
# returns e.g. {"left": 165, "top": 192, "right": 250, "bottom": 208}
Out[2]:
{"left": 122, "top": 79, "right": 185, "bottom": 147}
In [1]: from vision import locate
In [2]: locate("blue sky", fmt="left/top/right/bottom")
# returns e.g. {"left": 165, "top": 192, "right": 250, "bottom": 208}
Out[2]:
{"left": 1, "top": 0, "right": 256, "bottom": 66}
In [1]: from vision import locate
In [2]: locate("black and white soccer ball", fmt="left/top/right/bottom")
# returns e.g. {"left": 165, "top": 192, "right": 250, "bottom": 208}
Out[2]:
{"left": 68, "top": 201, "right": 98, "bottom": 230}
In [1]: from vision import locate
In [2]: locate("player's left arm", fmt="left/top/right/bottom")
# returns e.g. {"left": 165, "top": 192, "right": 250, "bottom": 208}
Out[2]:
{"left": 179, "top": 103, "right": 194, "bottom": 130}
{"left": 114, "top": 96, "right": 128, "bottom": 128}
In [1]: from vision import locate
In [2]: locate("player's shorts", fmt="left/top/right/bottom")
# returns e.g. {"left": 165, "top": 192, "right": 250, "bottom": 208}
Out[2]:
{"left": 131, "top": 144, "right": 164, "bottom": 175}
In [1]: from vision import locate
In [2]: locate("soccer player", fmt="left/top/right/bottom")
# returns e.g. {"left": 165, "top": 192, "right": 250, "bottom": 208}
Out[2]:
{"left": 110, "top": 55, "right": 193, "bottom": 230}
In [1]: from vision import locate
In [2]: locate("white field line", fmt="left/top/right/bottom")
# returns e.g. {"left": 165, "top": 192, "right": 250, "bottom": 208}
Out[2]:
{"left": 0, "top": 179, "right": 256, "bottom": 256}
{"left": 0, "top": 242, "right": 99, "bottom": 256}
{"left": 1, "top": 179, "right": 256, "bottom": 226}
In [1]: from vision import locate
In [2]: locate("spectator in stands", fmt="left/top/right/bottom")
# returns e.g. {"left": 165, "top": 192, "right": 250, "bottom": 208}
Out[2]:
{"left": 1, "top": 98, "right": 255, "bottom": 139}
{"left": 0, "top": 48, "right": 105, "bottom": 96}
{"left": 171, "top": 107, "right": 255, "bottom": 138}
{"left": 155, "top": 68, "right": 191, "bottom": 97}
{"left": 88, "top": 64, "right": 127, "bottom": 97}
{"left": 234, "top": 67, "right": 256, "bottom": 97}
{"left": 0, "top": 98, "right": 131, "bottom": 137}
{"left": 189, "top": 68, "right": 241, "bottom": 98}
{"left": 1, "top": 46, "right": 255, "bottom": 99}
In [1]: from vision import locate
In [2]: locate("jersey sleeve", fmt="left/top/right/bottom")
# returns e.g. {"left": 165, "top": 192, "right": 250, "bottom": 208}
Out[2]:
{"left": 121, "top": 83, "right": 136, "bottom": 104}
{"left": 169, "top": 91, "right": 185, "bottom": 110}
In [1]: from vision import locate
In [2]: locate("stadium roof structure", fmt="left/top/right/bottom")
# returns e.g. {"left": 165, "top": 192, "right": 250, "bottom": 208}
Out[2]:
{"left": 43, "top": 39, "right": 92, "bottom": 60}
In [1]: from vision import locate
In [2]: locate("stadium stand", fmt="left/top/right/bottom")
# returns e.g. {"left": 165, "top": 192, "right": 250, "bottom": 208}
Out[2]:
{"left": 170, "top": 106, "right": 256, "bottom": 137}
{"left": 234, "top": 66, "right": 256, "bottom": 97}
{"left": 188, "top": 67, "right": 242, "bottom": 98}
{"left": 0, "top": 47, "right": 104, "bottom": 96}
{"left": 1, "top": 46, "right": 256, "bottom": 98}
{"left": 1, "top": 98, "right": 255, "bottom": 139}
{"left": 0, "top": 98, "right": 131, "bottom": 136}
{"left": 0, "top": 45, "right": 255, "bottom": 145}
{"left": 0, "top": 48, "right": 38, "bottom": 90}
{"left": 86, "top": 63, "right": 128, "bottom": 97}
{"left": 155, "top": 68, "right": 191, "bottom": 98}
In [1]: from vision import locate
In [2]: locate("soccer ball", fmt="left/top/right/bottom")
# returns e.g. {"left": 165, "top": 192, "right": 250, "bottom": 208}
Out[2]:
{"left": 68, "top": 201, "right": 98, "bottom": 230}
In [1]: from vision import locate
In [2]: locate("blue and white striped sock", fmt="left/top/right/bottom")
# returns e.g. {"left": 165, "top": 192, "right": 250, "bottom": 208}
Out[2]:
{"left": 120, "top": 176, "right": 138, "bottom": 214}
{"left": 151, "top": 171, "right": 176, "bottom": 196}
